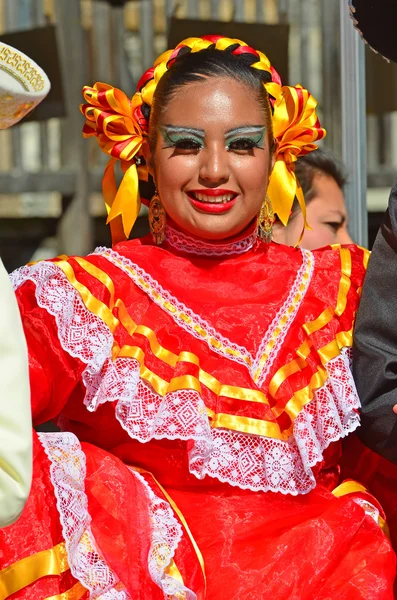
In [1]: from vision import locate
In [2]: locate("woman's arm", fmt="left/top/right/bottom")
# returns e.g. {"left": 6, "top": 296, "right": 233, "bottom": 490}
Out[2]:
{"left": 353, "top": 179, "right": 397, "bottom": 463}
{"left": 0, "top": 259, "right": 32, "bottom": 527}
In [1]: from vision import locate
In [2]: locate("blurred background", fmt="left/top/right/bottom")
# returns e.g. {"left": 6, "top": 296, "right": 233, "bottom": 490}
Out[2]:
{"left": 0, "top": 0, "right": 396, "bottom": 271}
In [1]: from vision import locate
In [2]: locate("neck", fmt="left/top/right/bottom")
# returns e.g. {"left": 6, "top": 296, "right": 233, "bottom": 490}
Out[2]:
{"left": 163, "top": 219, "right": 259, "bottom": 258}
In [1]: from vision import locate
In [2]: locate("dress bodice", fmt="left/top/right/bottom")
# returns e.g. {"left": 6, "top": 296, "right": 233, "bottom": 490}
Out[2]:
{"left": 12, "top": 231, "right": 368, "bottom": 496}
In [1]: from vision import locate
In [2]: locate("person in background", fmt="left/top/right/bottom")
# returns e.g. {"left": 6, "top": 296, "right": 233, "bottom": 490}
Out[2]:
{"left": 273, "top": 149, "right": 353, "bottom": 249}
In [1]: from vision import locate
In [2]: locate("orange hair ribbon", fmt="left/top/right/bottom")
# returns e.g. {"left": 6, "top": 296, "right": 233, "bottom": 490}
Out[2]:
{"left": 267, "top": 85, "right": 326, "bottom": 232}
{"left": 81, "top": 82, "right": 144, "bottom": 244}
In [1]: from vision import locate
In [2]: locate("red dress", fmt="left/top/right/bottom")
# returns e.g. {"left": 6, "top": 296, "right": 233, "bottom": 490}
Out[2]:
{"left": 0, "top": 222, "right": 395, "bottom": 599}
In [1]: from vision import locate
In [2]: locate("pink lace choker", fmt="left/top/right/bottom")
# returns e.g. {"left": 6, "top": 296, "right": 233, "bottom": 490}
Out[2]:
{"left": 164, "top": 221, "right": 259, "bottom": 257}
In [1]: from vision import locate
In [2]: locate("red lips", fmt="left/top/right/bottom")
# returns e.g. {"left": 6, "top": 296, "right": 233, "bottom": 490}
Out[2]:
{"left": 186, "top": 189, "right": 238, "bottom": 214}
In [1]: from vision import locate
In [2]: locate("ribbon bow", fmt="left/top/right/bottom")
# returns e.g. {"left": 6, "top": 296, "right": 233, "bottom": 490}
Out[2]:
{"left": 267, "top": 85, "right": 326, "bottom": 232}
{"left": 81, "top": 82, "right": 144, "bottom": 243}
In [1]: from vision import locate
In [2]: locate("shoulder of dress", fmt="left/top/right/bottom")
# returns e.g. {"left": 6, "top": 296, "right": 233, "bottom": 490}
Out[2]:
{"left": 311, "top": 243, "right": 369, "bottom": 278}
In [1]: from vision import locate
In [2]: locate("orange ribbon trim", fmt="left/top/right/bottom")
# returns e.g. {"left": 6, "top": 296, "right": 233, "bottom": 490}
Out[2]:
{"left": 81, "top": 83, "right": 144, "bottom": 243}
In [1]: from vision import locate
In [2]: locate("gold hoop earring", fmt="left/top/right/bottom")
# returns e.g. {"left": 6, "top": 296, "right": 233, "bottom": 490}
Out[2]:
{"left": 149, "top": 192, "right": 166, "bottom": 245}
{"left": 258, "top": 196, "right": 275, "bottom": 244}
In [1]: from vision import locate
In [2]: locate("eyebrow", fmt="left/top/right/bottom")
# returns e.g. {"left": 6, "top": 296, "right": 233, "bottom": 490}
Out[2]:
{"left": 161, "top": 125, "right": 205, "bottom": 136}
{"left": 324, "top": 210, "right": 347, "bottom": 222}
{"left": 224, "top": 125, "right": 267, "bottom": 137}
{"left": 161, "top": 125, "right": 266, "bottom": 137}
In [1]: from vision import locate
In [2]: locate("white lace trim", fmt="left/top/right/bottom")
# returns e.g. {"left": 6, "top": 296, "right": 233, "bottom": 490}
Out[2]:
{"left": 38, "top": 432, "right": 129, "bottom": 599}
{"left": 164, "top": 222, "right": 258, "bottom": 257}
{"left": 11, "top": 262, "right": 112, "bottom": 373}
{"left": 16, "top": 262, "right": 360, "bottom": 496}
{"left": 93, "top": 246, "right": 313, "bottom": 383}
{"left": 252, "top": 248, "right": 314, "bottom": 386}
{"left": 131, "top": 470, "right": 197, "bottom": 599}
{"left": 93, "top": 246, "right": 252, "bottom": 369}
{"left": 110, "top": 348, "right": 360, "bottom": 495}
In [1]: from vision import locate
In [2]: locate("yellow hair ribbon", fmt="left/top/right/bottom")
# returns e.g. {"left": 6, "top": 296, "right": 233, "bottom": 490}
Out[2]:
{"left": 267, "top": 85, "right": 326, "bottom": 234}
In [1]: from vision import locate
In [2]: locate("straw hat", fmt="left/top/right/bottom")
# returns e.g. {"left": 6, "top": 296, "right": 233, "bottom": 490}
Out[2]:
{"left": 0, "top": 42, "right": 50, "bottom": 129}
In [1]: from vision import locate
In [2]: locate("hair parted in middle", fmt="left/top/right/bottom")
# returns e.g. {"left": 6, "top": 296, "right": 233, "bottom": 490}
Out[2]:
{"left": 81, "top": 35, "right": 326, "bottom": 244}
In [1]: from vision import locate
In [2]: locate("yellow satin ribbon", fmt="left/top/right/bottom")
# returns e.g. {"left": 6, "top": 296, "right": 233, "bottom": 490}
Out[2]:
{"left": 268, "top": 85, "right": 325, "bottom": 234}
{"left": 335, "top": 247, "right": 352, "bottom": 316}
{"left": 0, "top": 543, "right": 70, "bottom": 600}
{"left": 55, "top": 250, "right": 356, "bottom": 439}
{"left": 105, "top": 160, "right": 141, "bottom": 244}
{"left": 332, "top": 481, "right": 390, "bottom": 539}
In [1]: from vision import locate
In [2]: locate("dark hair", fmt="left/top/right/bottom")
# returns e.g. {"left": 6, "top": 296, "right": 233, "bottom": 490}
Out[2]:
{"left": 292, "top": 149, "right": 347, "bottom": 214}
{"left": 146, "top": 48, "right": 276, "bottom": 154}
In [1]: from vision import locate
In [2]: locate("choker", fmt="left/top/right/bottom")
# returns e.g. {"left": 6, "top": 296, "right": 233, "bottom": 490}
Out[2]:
{"left": 164, "top": 222, "right": 259, "bottom": 258}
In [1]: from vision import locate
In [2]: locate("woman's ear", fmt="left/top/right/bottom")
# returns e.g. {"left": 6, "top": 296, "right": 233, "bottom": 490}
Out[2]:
{"left": 272, "top": 219, "right": 287, "bottom": 245}
{"left": 142, "top": 138, "right": 154, "bottom": 178}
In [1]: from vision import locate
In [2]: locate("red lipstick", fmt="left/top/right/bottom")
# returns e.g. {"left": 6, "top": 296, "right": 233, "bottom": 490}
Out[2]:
{"left": 186, "top": 189, "right": 238, "bottom": 214}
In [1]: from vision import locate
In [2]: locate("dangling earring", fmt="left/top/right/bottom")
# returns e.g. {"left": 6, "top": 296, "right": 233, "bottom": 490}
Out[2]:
{"left": 149, "top": 191, "right": 166, "bottom": 245}
{"left": 257, "top": 196, "right": 275, "bottom": 243}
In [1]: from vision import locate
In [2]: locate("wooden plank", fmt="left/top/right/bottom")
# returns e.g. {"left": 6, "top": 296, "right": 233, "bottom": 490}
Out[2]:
{"left": 54, "top": 0, "right": 93, "bottom": 256}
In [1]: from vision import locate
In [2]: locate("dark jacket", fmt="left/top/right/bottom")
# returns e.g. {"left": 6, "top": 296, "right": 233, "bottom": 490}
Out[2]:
{"left": 353, "top": 179, "right": 397, "bottom": 463}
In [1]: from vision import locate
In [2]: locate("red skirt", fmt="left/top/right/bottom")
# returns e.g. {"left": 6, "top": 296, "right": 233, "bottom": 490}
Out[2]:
{"left": 0, "top": 431, "right": 395, "bottom": 599}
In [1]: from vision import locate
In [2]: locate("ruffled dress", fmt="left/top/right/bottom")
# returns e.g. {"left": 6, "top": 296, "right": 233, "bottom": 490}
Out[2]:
{"left": 0, "top": 221, "right": 395, "bottom": 599}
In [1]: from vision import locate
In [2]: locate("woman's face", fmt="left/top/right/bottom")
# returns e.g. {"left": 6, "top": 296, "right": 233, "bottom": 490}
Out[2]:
{"left": 146, "top": 77, "right": 272, "bottom": 240}
{"left": 273, "top": 172, "right": 353, "bottom": 249}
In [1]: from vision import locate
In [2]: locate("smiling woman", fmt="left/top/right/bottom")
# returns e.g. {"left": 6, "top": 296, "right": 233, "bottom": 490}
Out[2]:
{"left": 0, "top": 35, "right": 395, "bottom": 600}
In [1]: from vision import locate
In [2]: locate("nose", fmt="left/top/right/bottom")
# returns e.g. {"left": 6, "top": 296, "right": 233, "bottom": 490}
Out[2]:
{"left": 337, "top": 228, "right": 354, "bottom": 245}
{"left": 198, "top": 142, "right": 230, "bottom": 186}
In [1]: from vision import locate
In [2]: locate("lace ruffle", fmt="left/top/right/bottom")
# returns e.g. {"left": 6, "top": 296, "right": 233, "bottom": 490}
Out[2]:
{"left": 17, "top": 262, "right": 360, "bottom": 496}
{"left": 38, "top": 431, "right": 129, "bottom": 599}
{"left": 131, "top": 470, "right": 197, "bottom": 599}
{"left": 92, "top": 349, "right": 359, "bottom": 495}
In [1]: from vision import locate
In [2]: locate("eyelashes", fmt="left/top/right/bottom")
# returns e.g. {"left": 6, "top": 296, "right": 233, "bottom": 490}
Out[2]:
{"left": 227, "top": 138, "right": 264, "bottom": 151}
{"left": 162, "top": 137, "right": 264, "bottom": 152}
{"left": 162, "top": 137, "right": 204, "bottom": 151}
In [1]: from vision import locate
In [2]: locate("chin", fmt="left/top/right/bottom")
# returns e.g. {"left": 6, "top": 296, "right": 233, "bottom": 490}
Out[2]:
{"left": 187, "top": 221, "right": 245, "bottom": 241}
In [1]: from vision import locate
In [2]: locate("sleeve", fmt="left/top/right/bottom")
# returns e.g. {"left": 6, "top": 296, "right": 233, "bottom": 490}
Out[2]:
{"left": 0, "top": 259, "right": 32, "bottom": 527}
{"left": 353, "top": 178, "right": 397, "bottom": 464}
{"left": 16, "top": 278, "right": 87, "bottom": 426}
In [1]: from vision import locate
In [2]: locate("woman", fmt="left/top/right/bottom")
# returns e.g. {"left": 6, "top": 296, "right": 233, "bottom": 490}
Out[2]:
{"left": 0, "top": 36, "right": 394, "bottom": 599}
{"left": 273, "top": 149, "right": 353, "bottom": 249}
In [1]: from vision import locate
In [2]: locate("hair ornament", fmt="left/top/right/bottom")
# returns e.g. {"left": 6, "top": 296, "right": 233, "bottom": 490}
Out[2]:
{"left": 267, "top": 84, "right": 326, "bottom": 233}
{"left": 81, "top": 82, "right": 145, "bottom": 243}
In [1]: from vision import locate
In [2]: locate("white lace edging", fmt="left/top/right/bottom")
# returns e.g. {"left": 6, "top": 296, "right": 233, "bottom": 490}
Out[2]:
{"left": 11, "top": 262, "right": 112, "bottom": 373}
{"left": 91, "top": 349, "right": 359, "bottom": 496}
{"left": 131, "top": 469, "right": 197, "bottom": 599}
{"left": 38, "top": 432, "right": 129, "bottom": 599}
{"left": 252, "top": 248, "right": 314, "bottom": 386}
{"left": 93, "top": 246, "right": 253, "bottom": 369}
{"left": 92, "top": 246, "right": 313, "bottom": 384}
{"left": 164, "top": 222, "right": 258, "bottom": 257}
{"left": 18, "top": 261, "right": 360, "bottom": 496}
